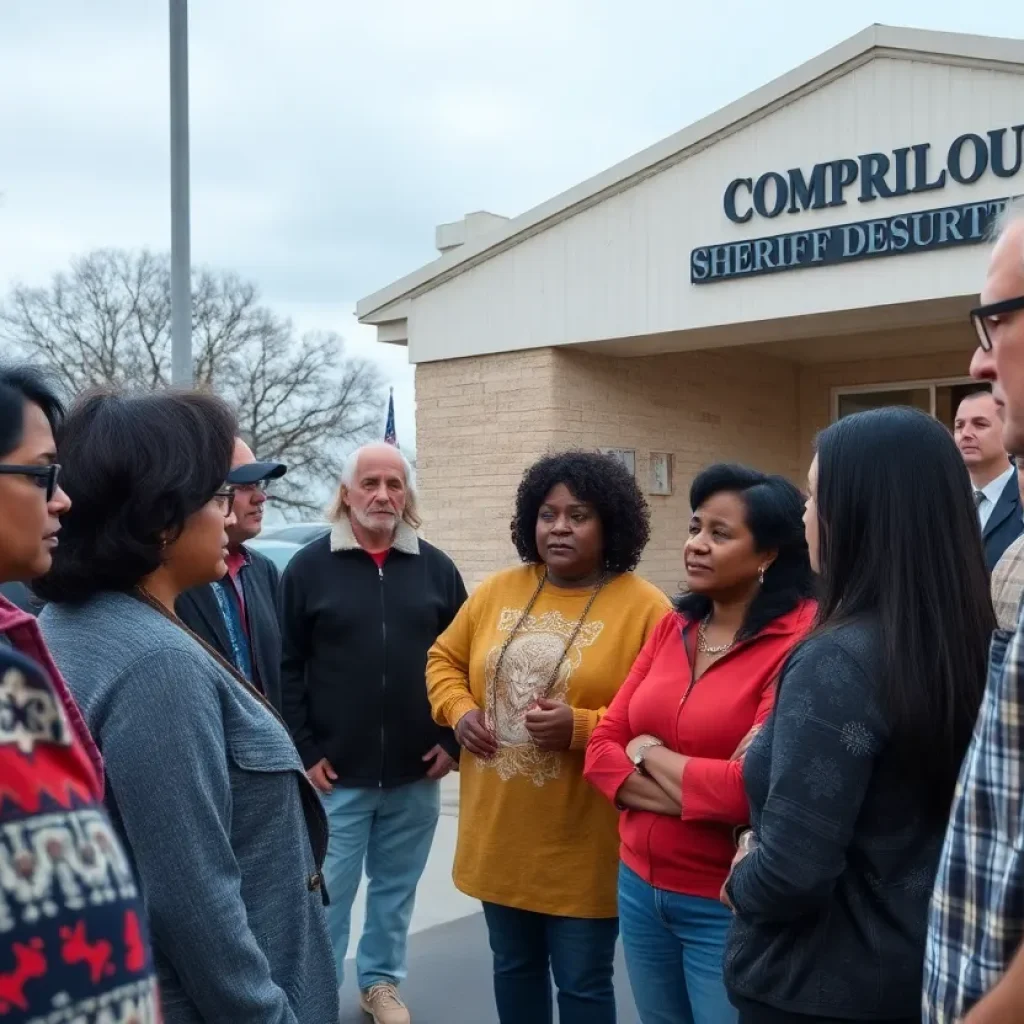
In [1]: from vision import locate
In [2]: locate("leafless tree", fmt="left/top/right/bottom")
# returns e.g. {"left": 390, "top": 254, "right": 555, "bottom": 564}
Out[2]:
{"left": 1, "top": 248, "right": 384, "bottom": 517}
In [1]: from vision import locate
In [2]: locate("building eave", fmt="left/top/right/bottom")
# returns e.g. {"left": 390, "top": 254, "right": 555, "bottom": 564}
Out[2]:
{"left": 355, "top": 24, "right": 1024, "bottom": 323}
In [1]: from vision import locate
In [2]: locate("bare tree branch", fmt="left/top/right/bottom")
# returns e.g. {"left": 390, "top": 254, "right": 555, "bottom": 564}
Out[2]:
{"left": 0, "top": 248, "right": 385, "bottom": 518}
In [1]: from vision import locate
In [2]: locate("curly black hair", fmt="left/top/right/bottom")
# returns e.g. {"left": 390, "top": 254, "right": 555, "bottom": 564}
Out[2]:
{"left": 510, "top": 450, "right": 651, "bottom": 573}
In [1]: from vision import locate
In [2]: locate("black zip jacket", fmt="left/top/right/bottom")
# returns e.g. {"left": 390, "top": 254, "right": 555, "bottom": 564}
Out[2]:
{"left": 279, "top": 520, "right": 467, "bottom": 787}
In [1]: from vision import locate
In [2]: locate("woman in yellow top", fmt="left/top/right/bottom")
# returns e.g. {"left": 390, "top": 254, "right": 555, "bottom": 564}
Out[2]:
{"left": 427, "top": 450, "right": 670, "bottom": 1024}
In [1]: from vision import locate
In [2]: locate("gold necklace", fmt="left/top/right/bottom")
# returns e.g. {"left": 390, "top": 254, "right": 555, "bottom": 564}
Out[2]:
{"left": 491, "top": 567, "right": 608, "bottom": 699}
{"left": 697, "top": 615, "right": 735, "bottom": 655}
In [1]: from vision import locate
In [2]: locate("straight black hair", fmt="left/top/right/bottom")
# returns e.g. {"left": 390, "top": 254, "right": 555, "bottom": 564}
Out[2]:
{"left": 814, "top": 406, "right": 995, "bottom": 822}
{"left": 675, "top": 463, "right": 816, "bottom": 639}
{"left": 0, "top": 364, "right": 65, "bottom": 458}
{"left": 35, "top": 388, "right": 236, "bottom": 604}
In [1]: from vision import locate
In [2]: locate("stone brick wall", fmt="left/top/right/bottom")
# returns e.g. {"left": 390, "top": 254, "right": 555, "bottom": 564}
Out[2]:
{"left": 415, "top": 339, "right": 973, "bottom": 594}
{"left": 552, "top": 348, "right": 801, "bottom": 594}
{"left": 414, "top": 348, "right": 564, "bottom": 588}
{"left": 415, "top": 345, "right": 800, "bottom": 593}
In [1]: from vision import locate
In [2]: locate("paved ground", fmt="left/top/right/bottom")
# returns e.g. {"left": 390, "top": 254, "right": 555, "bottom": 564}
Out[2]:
{"left": 337, "top": 774, "right": 640, "bottom": 1023}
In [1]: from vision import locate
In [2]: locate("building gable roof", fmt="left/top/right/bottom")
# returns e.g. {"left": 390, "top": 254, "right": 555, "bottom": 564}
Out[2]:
{"left": 356, "top": 24, "right": 1024, "bottom": 324}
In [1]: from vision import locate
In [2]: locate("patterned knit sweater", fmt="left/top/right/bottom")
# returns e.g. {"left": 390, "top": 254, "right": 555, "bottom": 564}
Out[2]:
{"left": 0, "top": 596, "right": 159, "bottom": 1023}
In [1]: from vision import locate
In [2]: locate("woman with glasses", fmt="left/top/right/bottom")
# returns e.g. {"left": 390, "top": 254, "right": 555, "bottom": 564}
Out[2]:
{"left": 0, "top": 364, "right": 161, "bottom": 1018}
{"left": 35, "top": 388, "right": 338, "bottom": 1024}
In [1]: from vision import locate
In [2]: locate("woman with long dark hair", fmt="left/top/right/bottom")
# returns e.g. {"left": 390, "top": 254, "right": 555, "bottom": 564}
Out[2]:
{"left": 36, "top": 389, "right": 338, "bottom": 1024}
{"left": 723, "top": 407, "right": 994, "bottom": 1023}
{"left": 585, "top": 463, "right": 816, "bottom": 1024}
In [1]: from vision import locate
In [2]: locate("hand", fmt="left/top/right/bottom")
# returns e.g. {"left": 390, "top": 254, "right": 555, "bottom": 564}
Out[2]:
{"left": 730, "top": 725, "right": 761, "bottom": 761}
{"left": 964, "top": 986, "right": 1020, "bottom": 1023}
{"left": 307, "top": 757, "right": 337, "bottom": 794}
{"left": 524, "top": 698, "right": 575, "bottom": 751}
{"left": 720, "top": 830, "right": 757, "bottom": 909}
{"left": 625, "top": 734, "right": 661, "bottom": 761}
{"left": 455, "top": 709, "right": 498, "bottom": 760}
{"left": 422, "top": 744, "right": 456, "bottom": 780}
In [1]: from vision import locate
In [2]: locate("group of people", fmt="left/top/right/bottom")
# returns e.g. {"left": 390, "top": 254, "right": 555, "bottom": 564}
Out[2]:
{"left": 3, "top": 197, "right": 1024, "bottom": 1024}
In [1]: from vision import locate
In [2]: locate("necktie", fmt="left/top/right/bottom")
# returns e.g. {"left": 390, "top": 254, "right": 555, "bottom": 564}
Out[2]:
{"left": 975, "top": 490, "right": 985, "bottom": 509}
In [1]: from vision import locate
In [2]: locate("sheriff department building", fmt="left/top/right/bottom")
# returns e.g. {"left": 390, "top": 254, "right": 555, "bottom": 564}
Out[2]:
{"left": 357, "top": 25, "right": 1024, "bottom": 592}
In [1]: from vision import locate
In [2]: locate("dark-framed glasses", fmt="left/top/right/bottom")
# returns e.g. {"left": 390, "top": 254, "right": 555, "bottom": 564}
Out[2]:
{"left": 232, "top": 478, "right": 273, "bottom": 496}
{"left": 212, "top": 489, "right": 235, "bottom": 515}
{"left": 0, "top": 463, "right": 61, "bottom": 501}
{"left": 970, "top": 295, "right": 1024, "bottom": 352}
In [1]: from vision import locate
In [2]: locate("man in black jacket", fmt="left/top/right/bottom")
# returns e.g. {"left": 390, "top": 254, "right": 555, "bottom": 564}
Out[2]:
{"left": 176, "top": 439, "right": 287, "bottom": 709}
{"left": 280, "top": 442, "right": 466, "bottom": 1024}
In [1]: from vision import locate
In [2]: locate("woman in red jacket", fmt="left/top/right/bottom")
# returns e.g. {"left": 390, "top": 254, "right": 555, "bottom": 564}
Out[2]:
{"left": 585, "top": 463, "right": 815, "bottom": 1024}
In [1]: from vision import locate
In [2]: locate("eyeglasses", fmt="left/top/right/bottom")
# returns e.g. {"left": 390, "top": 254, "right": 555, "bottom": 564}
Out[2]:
{"left": 231, "top": 479, "right": 273, "bottom": 495}
{"left": 0, "top": 463, "right": 61, "bottom": 501}
{"left": 970, "top": 295, "right": 1024, "bottom": 352}
{"left": 212, "top": 489, "right": 235, "bottom": 515}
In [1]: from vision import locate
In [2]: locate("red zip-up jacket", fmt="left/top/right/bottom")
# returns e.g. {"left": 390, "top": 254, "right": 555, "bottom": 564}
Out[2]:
{"left": 584, "top": 600, "right": 816, "bottom": 900}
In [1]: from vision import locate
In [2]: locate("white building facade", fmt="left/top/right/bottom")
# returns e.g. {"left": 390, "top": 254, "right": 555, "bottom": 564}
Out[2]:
{"left": 358, "top": 25, "right": 1024, "bottom": 591}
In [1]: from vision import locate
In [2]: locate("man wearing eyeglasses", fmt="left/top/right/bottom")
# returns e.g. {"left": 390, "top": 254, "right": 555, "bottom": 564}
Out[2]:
{"left": 176, "top": 438, "right": 287, "bottom": 710}
{"left": 925, "top": 199, "right": 1024, "bottom": 1024}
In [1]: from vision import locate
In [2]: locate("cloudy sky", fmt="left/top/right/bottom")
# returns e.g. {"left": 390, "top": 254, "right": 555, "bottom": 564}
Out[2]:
{"left": 2, "top": 0, "right": 1021, "bottom": 450}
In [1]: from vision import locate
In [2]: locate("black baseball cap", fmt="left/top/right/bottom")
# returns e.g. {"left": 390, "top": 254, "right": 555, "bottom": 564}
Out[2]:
{"left": 227, "top": 461, "right": 287, "bottom": 485}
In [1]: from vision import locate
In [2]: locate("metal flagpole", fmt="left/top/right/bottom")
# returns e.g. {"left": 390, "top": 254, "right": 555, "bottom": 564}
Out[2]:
{"left": 169, "top": 0, "right": 192, "bottom": 385}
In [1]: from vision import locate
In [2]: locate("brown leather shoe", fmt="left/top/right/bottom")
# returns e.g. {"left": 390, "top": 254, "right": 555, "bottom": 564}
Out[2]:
{"left": 359, "top": 982, "right": 411, "bottom": 1024}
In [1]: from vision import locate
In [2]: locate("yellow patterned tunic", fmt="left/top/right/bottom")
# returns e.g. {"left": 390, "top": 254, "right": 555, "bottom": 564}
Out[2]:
{"left": 427, "top": 564, "right": 669, "bottom": 918}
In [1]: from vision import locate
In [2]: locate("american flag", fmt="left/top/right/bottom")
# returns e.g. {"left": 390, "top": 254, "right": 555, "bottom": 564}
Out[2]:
{"left": 384, "top": 388, "right": 398, "bottom": 448}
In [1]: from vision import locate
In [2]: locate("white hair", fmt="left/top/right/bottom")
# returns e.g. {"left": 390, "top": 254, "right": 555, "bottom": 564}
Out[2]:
{"left": 328, "top": 442, "right": 421, "bottom": 529}
{"left": 994, "top": 195, "right": 1024, "bottom": 266}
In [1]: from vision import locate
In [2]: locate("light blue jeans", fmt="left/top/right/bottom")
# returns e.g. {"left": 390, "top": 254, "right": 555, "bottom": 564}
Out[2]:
{"left": 320, "top": 779, "right": 440, "bottom": 990}
{"left": 618, "top": 862, "right": 737, "bottom": 1024}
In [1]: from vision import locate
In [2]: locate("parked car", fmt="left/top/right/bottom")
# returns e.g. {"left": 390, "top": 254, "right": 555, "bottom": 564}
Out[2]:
{"left": 261, "top": 522, "right": 330, "bottom": 545}
{"left": 247, "top": 538, "right": 303, "bottom": 572}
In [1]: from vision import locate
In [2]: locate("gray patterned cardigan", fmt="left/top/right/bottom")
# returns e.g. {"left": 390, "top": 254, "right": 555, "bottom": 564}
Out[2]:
{"left": 724, "top": 619, "right": 942, "bottom": 1021}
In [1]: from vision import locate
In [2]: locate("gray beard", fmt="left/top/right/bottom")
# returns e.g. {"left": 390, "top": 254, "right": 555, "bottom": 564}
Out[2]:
{"left": 350, "top": 507, "right": 398, "bottom": 538}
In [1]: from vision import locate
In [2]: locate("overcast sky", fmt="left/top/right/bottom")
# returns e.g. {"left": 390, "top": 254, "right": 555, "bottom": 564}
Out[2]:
{"left": 2, "top": 0, "right": 1021, "bottom": 451}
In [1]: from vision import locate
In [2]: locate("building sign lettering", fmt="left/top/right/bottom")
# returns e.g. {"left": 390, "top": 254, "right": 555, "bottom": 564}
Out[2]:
{"left": 723, "top": 123, "right": 1024, "bottom": 223}
{"left": 690, "top": 196, "right": 1014, "bottom": 284}
{"left": 690, "top": 122, "right": 1023, "bottom": 284}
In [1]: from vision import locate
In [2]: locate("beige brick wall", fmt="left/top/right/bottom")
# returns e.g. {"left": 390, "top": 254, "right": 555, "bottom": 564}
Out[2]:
{"left": 551, "top": 348, "right": 800, "bottom": 593}
{"left": 416, "top": 345, "right": 800, "bottom": 593}
{"left": 416, "top": 336, "right": 974, "bottom": 594}
{"left": 414, "top": 348, "right": 565, "bottom": 588}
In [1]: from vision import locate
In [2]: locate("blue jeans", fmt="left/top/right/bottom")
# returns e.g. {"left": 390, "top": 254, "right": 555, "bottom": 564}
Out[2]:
{"left": 482, "top": 901, "right": 618, "bottom": 1024}
{"left": 618, "top": 862, "right": 737, "bottom": 1024}
{"left": 320, "top": 779, "right": 440, "bottom": 990}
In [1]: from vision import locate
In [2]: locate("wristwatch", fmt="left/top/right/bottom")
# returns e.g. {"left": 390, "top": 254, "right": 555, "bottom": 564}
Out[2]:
{"left": 632, "top": 739, "right": 663, "bottom": 775}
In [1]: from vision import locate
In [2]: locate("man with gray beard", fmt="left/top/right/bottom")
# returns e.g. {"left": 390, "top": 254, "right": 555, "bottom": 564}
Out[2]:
{"left": 279, "top": 442, "right": 466, "bottom": 1024}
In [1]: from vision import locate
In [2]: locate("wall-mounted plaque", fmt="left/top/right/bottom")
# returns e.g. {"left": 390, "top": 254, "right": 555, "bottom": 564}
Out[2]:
{"left": 649, "top": 452, "right": 673, "bottom": 495}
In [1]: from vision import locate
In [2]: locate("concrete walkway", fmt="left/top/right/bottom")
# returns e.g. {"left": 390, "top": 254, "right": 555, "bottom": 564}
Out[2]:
{"left": 339, "top": 773, "right": 640, "bottom": 1022}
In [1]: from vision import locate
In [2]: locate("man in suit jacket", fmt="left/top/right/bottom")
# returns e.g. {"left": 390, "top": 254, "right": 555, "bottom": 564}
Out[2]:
{"left": 176, "top": 439, "right": 287, "bottom": 709}
{"left": 955, "top": 389, "right": 1024, "bottom": 571}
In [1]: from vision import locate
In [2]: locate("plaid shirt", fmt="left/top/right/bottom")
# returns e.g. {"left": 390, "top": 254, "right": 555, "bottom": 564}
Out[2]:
{"left": 924, "top": 625, "right": 1024, "bottom": 1021}
{"left": 992, "top": 533, "right": 1024, "bottom": 631}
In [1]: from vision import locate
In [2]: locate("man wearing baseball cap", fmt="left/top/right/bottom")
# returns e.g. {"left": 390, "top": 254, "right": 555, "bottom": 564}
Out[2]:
{"left": 177, "top": 437, "right": 288, "bottom": 709}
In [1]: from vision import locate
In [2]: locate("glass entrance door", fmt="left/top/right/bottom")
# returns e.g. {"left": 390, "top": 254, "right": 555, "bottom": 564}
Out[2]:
{"left": 835, "top": 379, "right": 983, "bottom": 433}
